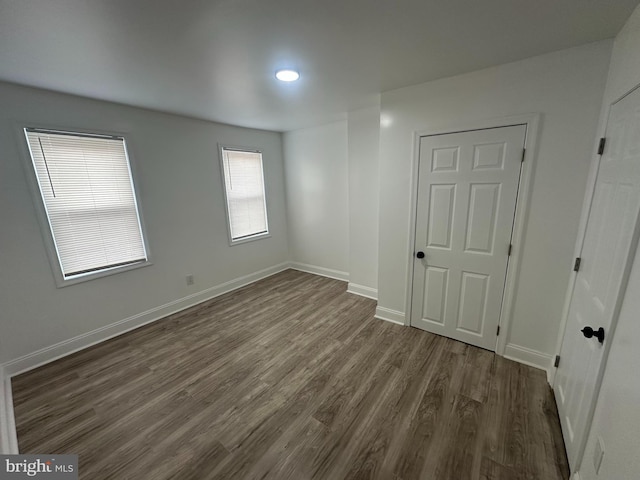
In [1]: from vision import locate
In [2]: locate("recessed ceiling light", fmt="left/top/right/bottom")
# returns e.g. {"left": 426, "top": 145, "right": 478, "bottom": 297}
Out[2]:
{"left": 275, "top": 69, "right": 300, "bottom": 82}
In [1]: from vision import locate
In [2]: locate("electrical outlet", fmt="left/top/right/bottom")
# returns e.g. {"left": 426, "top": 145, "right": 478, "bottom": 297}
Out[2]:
{"left": 593, "top": 436, "right": 604, "bottom": 474}
{"left": 186, "top": 274, "right": 194, "bottom": 286}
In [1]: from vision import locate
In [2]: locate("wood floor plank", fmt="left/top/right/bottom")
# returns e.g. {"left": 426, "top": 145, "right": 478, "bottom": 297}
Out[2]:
{"left": 430, "top": 394, "right": 484, "bottom": 479}
{"left": 458, "top": 345, "right": 494, "bottom": 403}
{"left": 308, "top": 362, "right": 401, "bottom": 480}
{"left": 391, "top": 350, "right": 457, "bottom": 480}
{"left": 245, "top": 417, "right": 331, "bottom": 480}
{"left": 340, "top": 335, "right": 442, "bottom": 480}
{"left": 482, "top": 355, "right": 514, "bottom": 465}
{"left": 12, "top": 270, "right": 569, "bottom": 480}
{"left": 479, "top": 456, "right": 521, "bottom": 480}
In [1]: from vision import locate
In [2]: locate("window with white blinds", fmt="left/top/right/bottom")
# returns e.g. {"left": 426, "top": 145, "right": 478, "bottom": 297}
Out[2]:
{"left": 220, "top": 147, "right": 269, "bottom": 243}
{"left": 25, "top": 128, "right": 148, "bottom": 280}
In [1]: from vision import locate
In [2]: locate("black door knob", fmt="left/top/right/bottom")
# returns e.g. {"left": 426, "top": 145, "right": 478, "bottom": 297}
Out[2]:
{"left": 581, "top": 326, "right": 605, "bottom": 344}
{"left": 416, "top": 251, "right": 425, "bottom": 259}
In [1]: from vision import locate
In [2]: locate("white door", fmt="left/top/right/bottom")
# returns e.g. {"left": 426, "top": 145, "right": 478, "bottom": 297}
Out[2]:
{"left": 410, "top": 125, "right": 526, "bottom": 350}
{"left": 555, "top": 86, "right": 640, "bottom": 470}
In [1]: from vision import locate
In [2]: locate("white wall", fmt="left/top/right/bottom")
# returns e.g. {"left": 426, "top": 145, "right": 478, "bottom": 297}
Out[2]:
{"left": 377, "top": 41, "right": 612, "bottom": 365}
{"left": 0, "top": 81, "right": 289, "bottom": 367}
{"left": 283, "top": 121, "right": 349, "bottom": 279}
{"left": 347, "top": 106, "right": 380, "bottom": 297}
{"left": 579, "top": 5, "right": 640, "bottom": 479}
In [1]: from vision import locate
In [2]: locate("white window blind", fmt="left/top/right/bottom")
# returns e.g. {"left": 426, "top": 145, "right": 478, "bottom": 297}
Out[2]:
{"left": 25, "top": 129, "right": 147, "bottom": 279}
{"left": 220, "top": 148, "right": 269, "bottom": 242}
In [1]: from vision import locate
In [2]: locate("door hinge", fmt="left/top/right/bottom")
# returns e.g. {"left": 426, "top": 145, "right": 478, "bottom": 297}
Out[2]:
{"left": 554, "top": 355, "right": 560, "bottom": 368}
{"left": 597, "top": 137, "right": 606, "bottom": 156}
{"left": 521, "top": 148, "right": 526, "bottom": 162}
{"left": 574, "top": 257, "right": 582, "bottom": 272}
{"left": 496, "top": 325, "right": 501, "bottom": 336}
{"left": 508, "top": 244, "right": 513, "bottom": 256}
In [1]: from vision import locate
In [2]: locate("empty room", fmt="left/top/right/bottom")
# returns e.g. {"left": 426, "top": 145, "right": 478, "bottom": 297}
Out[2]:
{"left": 2, "top": 1, "right": 640, "bottom": 479}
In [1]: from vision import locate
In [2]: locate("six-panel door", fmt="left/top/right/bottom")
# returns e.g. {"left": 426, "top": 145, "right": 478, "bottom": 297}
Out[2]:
{"left": 410, "top": 125, "right": 526, "bottom": 350}
{"left": 554, "top": 86, "right": 640, "bottom": 470}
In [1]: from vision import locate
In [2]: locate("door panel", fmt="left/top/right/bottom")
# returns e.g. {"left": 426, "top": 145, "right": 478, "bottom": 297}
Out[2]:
{"left": 473, "top": 142, "right": 505, "bottom": 169}
{"left": 555, "top": 86, "right": 640, "bottom": 470}
{"left": 428, "top": 184, "right": 455, "bottom": 248}
{"left": 411, "top": 125, "right": 526, "bottom": 350}
{"left": 457, "top": 271, "right": 489, "bottom": 335}
{"left": 465, "top": 183, "right": 500, "bottom": 253}
{"left": 423, "top": 266, "right": 448, "bottom": 324}
{"left": 432, "top": 147, "right": 459, "bottom": 172}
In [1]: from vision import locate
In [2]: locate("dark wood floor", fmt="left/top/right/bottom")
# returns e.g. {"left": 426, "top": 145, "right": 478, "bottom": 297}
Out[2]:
{"left": 12, "top": 270, "right": 569, "bottom": 480}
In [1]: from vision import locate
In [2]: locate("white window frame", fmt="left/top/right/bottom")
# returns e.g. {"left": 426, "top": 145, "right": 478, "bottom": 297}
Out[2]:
{"left": 218, "top": 144, "right": 270, "bottom": 246}
{"left": 18, "top": 124, "right": 152, "bottom": 287}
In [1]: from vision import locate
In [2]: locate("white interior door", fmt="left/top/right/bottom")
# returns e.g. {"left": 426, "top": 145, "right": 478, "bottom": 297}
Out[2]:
{"left": 555, "top": 86, "right": 640, "bottom": 471}
{"left": 410, "top": 125, "right": 526, "bottom": 350}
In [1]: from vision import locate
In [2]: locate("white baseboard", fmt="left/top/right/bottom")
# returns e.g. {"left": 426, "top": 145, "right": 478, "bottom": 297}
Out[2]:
{"left": 504, "top": 343, "right": 553, "bottom": 379}
{"left": 288, "top": 262, "right": 349, "bottom": 282}
{"left": 374, "top": 306, "right": 406, "bottom": 325}
{"left": 0, "top": 366, "right": 18, "bottom": 454}
{"left": 347, "top": 283, "right": 378, "bottom": 300}
{"left": 547, "top": 365, "right": 557, "bottom": 386}
{"left": 2, "top": 262, "right": 290, "bottom": 377}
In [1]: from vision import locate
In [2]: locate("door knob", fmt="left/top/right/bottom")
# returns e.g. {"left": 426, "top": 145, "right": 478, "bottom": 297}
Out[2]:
{"left": 416, "top": 251, "right": 425, "bottom": 259}
{"left": 581, "top": 326, "right": 605, "bottom": 344}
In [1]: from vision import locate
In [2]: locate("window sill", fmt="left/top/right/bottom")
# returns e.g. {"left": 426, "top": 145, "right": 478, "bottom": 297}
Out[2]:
{"left": 55, "top": 260, "right": 153, "bottom": 288}
{"left": 229, "top": 232, "right": 271, "bottom": 246}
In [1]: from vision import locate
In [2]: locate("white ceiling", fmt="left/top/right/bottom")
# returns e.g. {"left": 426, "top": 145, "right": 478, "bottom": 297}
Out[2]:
{"left": 0, "top": 0, "right": 638, "bottom": 132}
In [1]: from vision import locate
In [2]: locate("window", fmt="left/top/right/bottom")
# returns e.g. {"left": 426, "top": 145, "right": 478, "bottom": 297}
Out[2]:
{"left": 24, "top": 128, "right": 148, "bottom": 283}
{"left": 219, "top": 146, "right": 269, "bottom": 244}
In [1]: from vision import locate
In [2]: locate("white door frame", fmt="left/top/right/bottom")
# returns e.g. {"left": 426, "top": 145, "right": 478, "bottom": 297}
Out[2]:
{"left": 552, "top": 82, "right": 640, "bottom": 472}
{"left": 405, "top": 113, "right": 540, "bottom": 356}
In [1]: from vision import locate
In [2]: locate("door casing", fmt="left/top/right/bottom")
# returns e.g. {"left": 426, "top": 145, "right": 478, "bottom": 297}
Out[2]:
{"left": 405, "top": 114, "right": 540, "bottom": 358}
